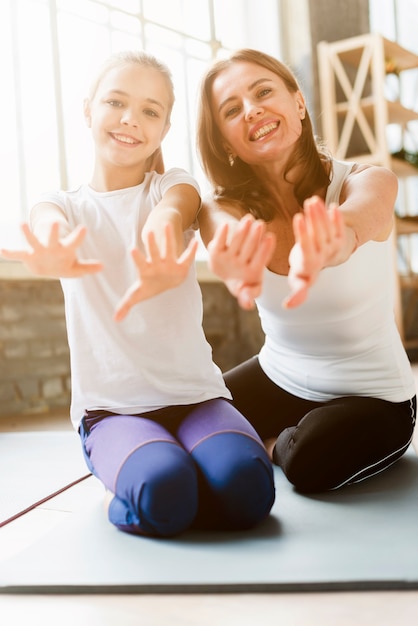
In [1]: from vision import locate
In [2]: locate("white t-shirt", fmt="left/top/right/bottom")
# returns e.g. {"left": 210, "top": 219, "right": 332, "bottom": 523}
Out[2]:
{"left": 37, "top": 168, "right": 230, "bottom": 429}
{"left": 258, "top": 160, "right": 416, "bottom": 403}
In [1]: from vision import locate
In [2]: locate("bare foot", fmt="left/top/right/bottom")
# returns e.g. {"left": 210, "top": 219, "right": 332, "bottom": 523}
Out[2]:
{"left": 103, "top": 489, "right": 115, "bottom": 513}
{"left": 263, "top": 437, "right": 277, "bottom": 461}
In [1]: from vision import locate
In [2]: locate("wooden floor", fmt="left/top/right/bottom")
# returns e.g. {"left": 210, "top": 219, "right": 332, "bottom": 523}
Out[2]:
{"left": 1, "top": 380, "right": 418, "bottom": 625}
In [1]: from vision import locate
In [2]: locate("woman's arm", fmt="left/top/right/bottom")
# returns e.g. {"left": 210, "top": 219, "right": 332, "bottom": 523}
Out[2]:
{"left": 198, "top": 196, "right": 246, "bottom": 247}
{"left": 284, "top": 165, "right": 398, "bottom": 309}
{"left": 338, "top": 164, "right": 397, "bottom": 248}
{"left": 199, "top": 198, "right": 275, "bottom": 310}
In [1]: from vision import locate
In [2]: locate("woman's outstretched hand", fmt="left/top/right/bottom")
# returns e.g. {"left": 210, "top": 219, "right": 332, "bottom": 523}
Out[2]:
{"left": 114, "top": 223, "right": 198, "bottom": 322}
{"left": 207, "top": 214, "right": 276, "bottom": 310}
{"left": 283, "top": 195, "right": 344, "bottom": 309}
{"left": 0, "top": 222, "right": 103, "bottom": 278}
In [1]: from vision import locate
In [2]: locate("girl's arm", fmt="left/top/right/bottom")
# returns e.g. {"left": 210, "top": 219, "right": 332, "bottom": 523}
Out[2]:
{"left": 141, "top": 183, "right": 200, "bottom": 256}
{"left": 114, "top": 184, "right": 200, "bottom": 321}
{"left": 0, "top": 202, "right": 102, "bottom": 278}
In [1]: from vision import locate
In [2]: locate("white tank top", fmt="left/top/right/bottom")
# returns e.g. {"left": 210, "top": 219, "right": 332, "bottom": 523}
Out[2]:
{"left": 258, "top": 160, "right": 416, "bottom": 403}
{"left": 37, "top": 169, "right": 230, "bottom": 429}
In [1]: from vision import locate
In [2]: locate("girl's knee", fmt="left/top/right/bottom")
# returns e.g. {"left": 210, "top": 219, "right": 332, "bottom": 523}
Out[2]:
{"left": 193, "top": 433, "right": 275, "bottom": 529}
{"left": 113, "top": 441, "right": 198, "bottom": 537}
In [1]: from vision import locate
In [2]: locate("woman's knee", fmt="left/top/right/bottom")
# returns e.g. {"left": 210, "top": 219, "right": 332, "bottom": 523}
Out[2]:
{"left": 273, "top": 398, "right": 415, "bottom": 493}
{"left": 113, "top": 441, "right": 198, "bottom": 537}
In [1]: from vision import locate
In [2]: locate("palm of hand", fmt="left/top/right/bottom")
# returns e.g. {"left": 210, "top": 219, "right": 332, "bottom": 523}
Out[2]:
{"left": 284, "top": 197, "right": 344, "bottom": 309}
{"left": 208, "top": 215, "right": 275, "bottom": 309}
{"left": 0, "top": 222, "right": 102, "bottom": 278}
{"left": 114, "top": 228, "right": 198, "bottom": 321}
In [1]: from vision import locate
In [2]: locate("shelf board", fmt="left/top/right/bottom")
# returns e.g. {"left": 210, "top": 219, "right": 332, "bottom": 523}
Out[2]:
{"left": 396, "top": 215, "right": 418, "bottom": 236}
{"left": 323, "top": 33, "right": 418, "bottom": 73}
{"left": 334, "top": 98, "right": 418, "bottom": 125}
{"left": 332, "top": 153, "right": 418, "bottom": 178}
{"left": 391, "top": 157, "right": 418, "bottom": 178}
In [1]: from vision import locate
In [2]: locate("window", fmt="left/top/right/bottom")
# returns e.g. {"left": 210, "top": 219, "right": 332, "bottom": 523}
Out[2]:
{"left": 0, "top": 0, "right": 281, "bottom": 247}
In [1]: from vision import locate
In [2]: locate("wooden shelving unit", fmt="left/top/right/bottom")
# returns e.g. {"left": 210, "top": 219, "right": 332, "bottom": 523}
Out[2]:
{"left": 317, "top": 33, "right": 418, "bottom": 347}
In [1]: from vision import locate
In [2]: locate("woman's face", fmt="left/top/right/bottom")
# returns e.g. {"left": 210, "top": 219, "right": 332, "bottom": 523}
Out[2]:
{"left": 211, "top": 61, "right": 305, "bottom": 167}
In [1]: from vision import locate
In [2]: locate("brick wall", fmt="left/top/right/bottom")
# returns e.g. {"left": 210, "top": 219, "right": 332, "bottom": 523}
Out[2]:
{"left": 0, "top": 277, "right": 263, "bottom": 417}
{"left": 0, "top": 279, "right": 70, "bottom": 416}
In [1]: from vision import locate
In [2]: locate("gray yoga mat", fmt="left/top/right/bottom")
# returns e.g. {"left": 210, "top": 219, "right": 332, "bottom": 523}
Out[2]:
{"left": 1, "top": 447, "right": 418, "bottom": 594}
{"left": 0, "top": 431, "right": 90, "bottom": 527}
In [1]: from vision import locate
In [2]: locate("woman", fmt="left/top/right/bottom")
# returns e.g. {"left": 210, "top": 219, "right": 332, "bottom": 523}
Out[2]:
{"left": 0, "top": 50, "right": 275, "bottom": 536}
{"left": 196, "top": 48, "right": 416, "bottom": 493}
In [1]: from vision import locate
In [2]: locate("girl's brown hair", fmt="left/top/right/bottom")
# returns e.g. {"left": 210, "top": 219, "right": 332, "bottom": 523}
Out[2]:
{"left": 88, "top": 49, "right": 175, "bottom": 120}
{"left": 196, "top": 48, "right": 331, "bottom": 220}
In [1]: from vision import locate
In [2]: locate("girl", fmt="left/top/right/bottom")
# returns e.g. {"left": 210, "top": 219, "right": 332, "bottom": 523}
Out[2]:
{"left": 1, "top": 50, "right": 275, "bottom": 536}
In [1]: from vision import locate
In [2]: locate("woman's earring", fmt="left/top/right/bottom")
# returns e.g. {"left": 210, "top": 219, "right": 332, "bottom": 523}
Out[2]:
{"left": 228, "top": 153, "right": 235, "bottom": 167}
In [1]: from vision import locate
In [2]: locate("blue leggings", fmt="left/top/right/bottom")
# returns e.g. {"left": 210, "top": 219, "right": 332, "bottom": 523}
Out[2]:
{"left": 79, "top": 398, "right": 275, "bottom": 537}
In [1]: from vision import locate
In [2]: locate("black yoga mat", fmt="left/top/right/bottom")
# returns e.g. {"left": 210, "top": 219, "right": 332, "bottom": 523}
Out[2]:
{"left": 1, "top": 447, "right": 418, "bottom": 594}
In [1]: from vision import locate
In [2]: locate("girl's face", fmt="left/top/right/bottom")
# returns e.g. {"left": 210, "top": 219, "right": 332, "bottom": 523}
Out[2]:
{"left": 211, "top": 61, "right": 305, "bottom": 167}
{"left": 84, "top": 63, "right": 171, "bottom": 172}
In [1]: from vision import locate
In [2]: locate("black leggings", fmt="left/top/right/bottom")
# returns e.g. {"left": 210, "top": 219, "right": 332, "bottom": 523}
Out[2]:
{"left": 224, "top": 356, "right": 416, "bottom": 493}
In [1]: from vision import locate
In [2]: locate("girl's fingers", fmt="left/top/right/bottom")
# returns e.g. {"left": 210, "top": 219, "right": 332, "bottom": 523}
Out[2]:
{"left": 20, "top": 223, "right": 43, "bottom": 250}
{"left": 178, "top": 237, "right": 198, "bottom": 265}
{"left": 114, "top": 293, "right": 136, "bottom": 322}
{"left": 163, "top": 223, "right": 176, "bottom": 258}
{"left": 64, "top": 224, "right": 87, "bottom": 250}
{"left": 47, "top": 222, "right": 61, "bottom": 246}
{"left": 146, "top": 230, "right": 161, "bottom": 260}
{"left": 0, "top": 249, "right": 29, "bottom": 261}
{"left": 131, "top": 247, "right": 148, "bottom": 271}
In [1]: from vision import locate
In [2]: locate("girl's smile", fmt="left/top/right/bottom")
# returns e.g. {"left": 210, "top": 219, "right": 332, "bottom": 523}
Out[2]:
{"left": 110, "top": 133, "right": 142, "bottom": 145}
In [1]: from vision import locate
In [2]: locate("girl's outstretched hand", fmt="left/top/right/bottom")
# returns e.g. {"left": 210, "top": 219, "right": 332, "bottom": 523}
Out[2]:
{"left": 207, "top": 214, "right": 275, "bottom": 310}
{"left": 0, "top": 222, "right": 103, "bottom": 278}
{"left": 114, "top": 223, "right": 198, "bottom": 322}
{"left": 283, "top": 195, "right": 344, "bottom": 309}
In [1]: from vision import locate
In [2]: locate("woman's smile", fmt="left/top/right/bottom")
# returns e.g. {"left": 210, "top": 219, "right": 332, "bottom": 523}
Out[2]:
{"left": 249, "top": 121, "right": 279, "bottom": 141}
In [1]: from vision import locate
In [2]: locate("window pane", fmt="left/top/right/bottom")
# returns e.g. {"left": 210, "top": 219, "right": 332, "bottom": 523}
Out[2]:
{"left": 57, "top": 0, "right": 109, "bottom": 24}
{"left": 142, "top": 0, "right": 211, "bottom": 40}
{"left": 0, "top": 1, "right": 20, "bottom": 226}
{"left": 56, "top": 13, "right": 112, "bottom": 189}
{"left": 102, "top": 0, "right": 140, "bottom": 11}
{"left": 0, "top": 0, "right": 283, "bottom": 234}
